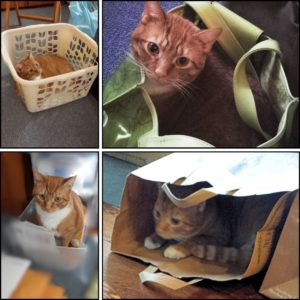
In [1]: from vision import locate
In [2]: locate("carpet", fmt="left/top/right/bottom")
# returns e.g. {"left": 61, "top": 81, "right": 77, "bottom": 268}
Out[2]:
{"left": 103, "top": 1, "right": 182, "bottom": 83}
{"left": 1, "top": 4, "right": 99, "bottom": 148}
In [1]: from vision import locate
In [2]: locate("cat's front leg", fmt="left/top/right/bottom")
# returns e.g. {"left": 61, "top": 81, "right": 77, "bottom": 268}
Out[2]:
{"left": 60, "top": 234, "right": 73, "bottom": 247}
{"left": 163, "top": 241, "right": 193, "bottom": 260}
{"left": 144, "top": 232, "right": 166, "bottom": 250}
{"left": 71, "top": 239, "right": 80, "bottom": 248}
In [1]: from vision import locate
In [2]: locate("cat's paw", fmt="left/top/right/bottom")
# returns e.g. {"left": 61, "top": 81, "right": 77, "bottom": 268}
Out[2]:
{"left": 71, "top": 239, "right": 80, "bottom": 248}
{"left": 144, "top": 236, "right": 162, "bottom": 250}
{"left": 163, "top": 245, "right": 188, "bottom": 260}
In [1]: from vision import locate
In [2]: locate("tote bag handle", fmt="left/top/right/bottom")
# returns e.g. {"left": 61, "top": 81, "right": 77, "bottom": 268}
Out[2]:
{"left": 185, "top": 1, "right": 298, "bottom": 146}
{"left": 186, "top": 1, "right": 263, "bottom": 63}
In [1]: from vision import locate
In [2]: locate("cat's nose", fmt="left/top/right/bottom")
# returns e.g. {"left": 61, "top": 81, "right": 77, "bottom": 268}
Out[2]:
{"left": 45, "top": 201, "right": 52, "bottom": 209}
{"left": 154, "top": 67, "right": 168, "bottom": 79}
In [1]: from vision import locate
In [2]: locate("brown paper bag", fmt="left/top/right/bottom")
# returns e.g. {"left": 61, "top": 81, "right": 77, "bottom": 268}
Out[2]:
{"left": 259, "top": 192, "right": 299, "bottom": 299}
{"left": 111, "top": 169, "right": 297, "bottom": 288}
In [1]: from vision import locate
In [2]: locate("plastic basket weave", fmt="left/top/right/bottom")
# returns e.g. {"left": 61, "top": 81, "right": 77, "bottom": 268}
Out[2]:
{"left": 1, "top": 23, "right": 98, "bottom": 112}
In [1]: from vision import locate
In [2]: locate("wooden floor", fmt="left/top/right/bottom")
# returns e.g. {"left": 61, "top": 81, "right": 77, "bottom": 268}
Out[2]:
{"left": 103, "top": 203, "right": 267, "bottom": 299}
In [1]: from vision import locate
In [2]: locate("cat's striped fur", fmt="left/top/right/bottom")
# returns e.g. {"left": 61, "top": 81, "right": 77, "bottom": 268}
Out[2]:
{"left": 32, "top": 169, "right": 86, "bottom": 247}
{"left": 16, "top": 53, "right": 73, "bottom": 80}
{"left": 144, "top": 183, "right": 281, "bottom": 268}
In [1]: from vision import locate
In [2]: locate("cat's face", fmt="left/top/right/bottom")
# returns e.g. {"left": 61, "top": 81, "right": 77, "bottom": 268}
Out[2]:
{"left": 32, "top": 169, "right": 76, "bottom": 213}
{"left": 153, "top": 186, "right": 206, "bottom": 240}
{"left": 16, "top": 53, "right": 42, "bottom": 80}
{"left": 131, "top": 2, "right": 222, "bottom": 87}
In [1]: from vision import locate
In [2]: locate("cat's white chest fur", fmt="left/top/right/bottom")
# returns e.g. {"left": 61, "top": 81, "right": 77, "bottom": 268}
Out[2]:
{"left": 35, "top": 202, "right": 71, "bottom": 231}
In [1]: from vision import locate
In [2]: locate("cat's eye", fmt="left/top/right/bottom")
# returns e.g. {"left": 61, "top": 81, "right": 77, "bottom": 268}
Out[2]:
{"left": 39, "top": 194, "right": 45, "bottom": 200}
{"left": 55, "top": 196, "right": 61, "bottom": 202}
{"left": 170, "top": 218, "right": 180, "bottom": 225}
{"left": 147, "top": 42, "right": 159, "bottom": 55}
{"left": 176, "top": 57, "right": 189, "bottom": 67}
{"left": 154, "top": 210, "right": 160, "bottom": 219}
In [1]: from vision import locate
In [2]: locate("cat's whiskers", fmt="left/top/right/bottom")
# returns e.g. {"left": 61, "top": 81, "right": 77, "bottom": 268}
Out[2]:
{"left": 120, "top": 50, "right": 142, "bottom": 72}
{"left": 126, "top": 51, "right": 151, "bottom": 74}
{"left": 125, "top": 51, "right": 196, "bottom": 101}
{"left": 174, "top": 79, "right": 201, "bottom": 102}
{"left": 125, "top": 52, "right": 197, "bottom": 102}
{"left": 126, "top": 52, "right": 140, "bottom": 66}
{"left": 125, "top": 56, "right": 142, "bottom": 71}
{"left": 165, "top": 78, "right": 195, "bottom": 101}
{"left": 176, "top": 85, "right": 194, "bottom": 101}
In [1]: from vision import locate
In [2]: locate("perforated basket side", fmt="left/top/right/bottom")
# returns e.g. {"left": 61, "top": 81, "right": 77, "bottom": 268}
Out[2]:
{"left": 10, "top": 23, "right": 98, "bottom": 71}
{"left": 19, "top": 67, "right": 97, "bottom": 112}
{"left": 60, "top": 25, "right": 98, "bottom": 71}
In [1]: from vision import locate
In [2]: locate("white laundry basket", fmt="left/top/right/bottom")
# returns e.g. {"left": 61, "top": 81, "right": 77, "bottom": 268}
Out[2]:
{"left": 1, "top": 23, "right": 98, "bottom": 112}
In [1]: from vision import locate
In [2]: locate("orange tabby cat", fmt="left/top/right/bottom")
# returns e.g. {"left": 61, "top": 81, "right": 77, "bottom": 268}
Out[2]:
{"left": 32, "top": 168, "right": 86, "bottom": 248}
{"left": 131, "top": 2, "right": 278, "bottom": 147}
{"left": 145, "top": 183, "right": 284, "bottom": 268}
{"left": 131, "top": 1, "right": 222, "bottom": 99}
{"left": 16, "top": 53, "right": 73, "bottom": 80}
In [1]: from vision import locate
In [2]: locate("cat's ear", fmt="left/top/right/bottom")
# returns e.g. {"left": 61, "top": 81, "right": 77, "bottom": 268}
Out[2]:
{"left": 16, "top": 63, "right": 22, "bottom": 74}
{"left": 142, "top": 1, "right": 166, "bottom": 24}
{"left": 156, "top": 182, "right": 165, "bottom": 200}
{"left": 32, "top": 168, "right": 46, "bottom": 183}
{"left": 195, "top": 28, "right": 222, "bottom": 54}
{"left": 62, "top": 176, "right": 77, "bottom": 190}
{"left": 198, "top": 201, "right": 206, "bottom": 213}
{"left": 156, "top": 182, "right": 162, "bottom": 194}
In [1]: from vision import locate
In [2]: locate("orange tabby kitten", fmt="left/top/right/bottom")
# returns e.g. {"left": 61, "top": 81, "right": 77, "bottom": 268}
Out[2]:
{"left": 32, "top": 168, "right": 86, "bottom": 248}
{"left": 145, "top": 183, "right": 284, "bottom": 268}
{"left": 16, "top": 53, "right": 73, "bottom": 80}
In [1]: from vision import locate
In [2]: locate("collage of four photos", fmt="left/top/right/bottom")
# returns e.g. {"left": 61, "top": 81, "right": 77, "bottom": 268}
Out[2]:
{"left": 1, "top": 1, "right": 299, "bottom": 299}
